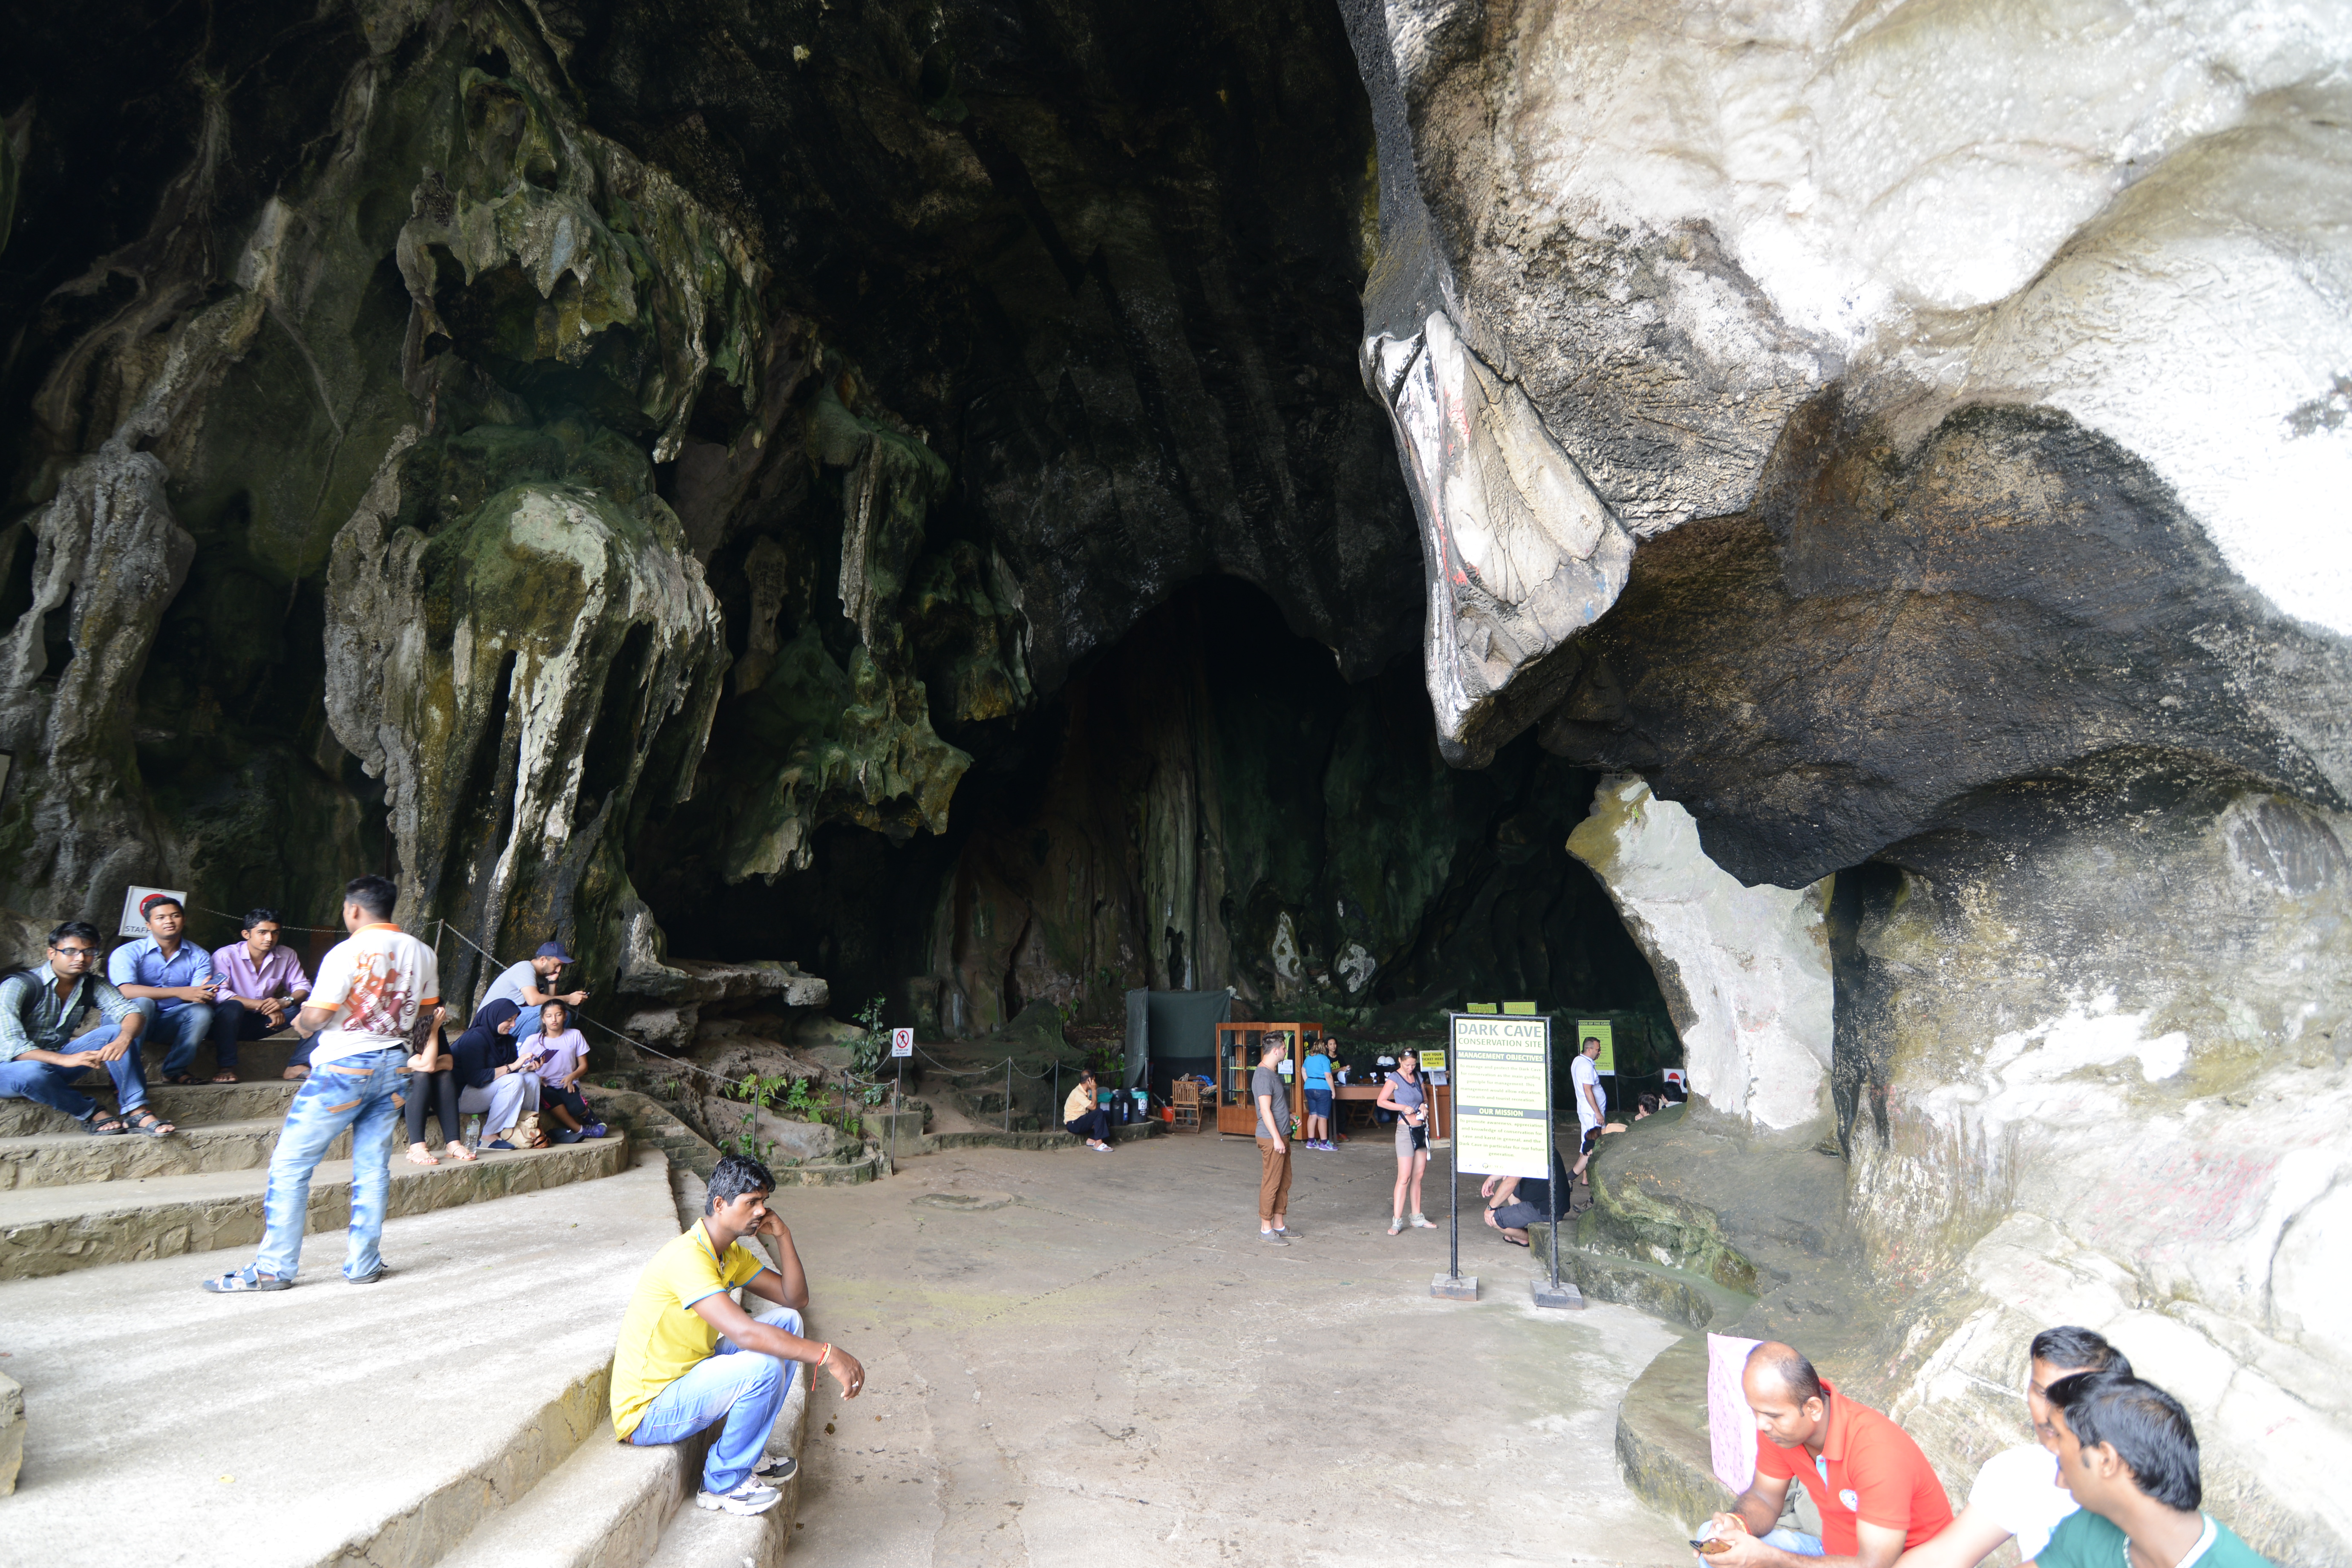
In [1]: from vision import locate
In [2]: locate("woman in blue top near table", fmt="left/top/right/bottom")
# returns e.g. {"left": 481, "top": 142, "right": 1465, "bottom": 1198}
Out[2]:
{"left": 1301, "top": 1040, "right": 1336, "bottom": 1150}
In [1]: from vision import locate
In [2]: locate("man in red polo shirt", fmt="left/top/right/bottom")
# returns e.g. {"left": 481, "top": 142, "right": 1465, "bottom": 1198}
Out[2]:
{"left": 1705, "top": 1342, "right": 1954, "bottom": 1568}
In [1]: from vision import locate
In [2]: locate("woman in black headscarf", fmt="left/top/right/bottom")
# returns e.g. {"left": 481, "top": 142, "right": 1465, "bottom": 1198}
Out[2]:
{"left": 446, "top": 997, "right": 542, "bottom": 1150}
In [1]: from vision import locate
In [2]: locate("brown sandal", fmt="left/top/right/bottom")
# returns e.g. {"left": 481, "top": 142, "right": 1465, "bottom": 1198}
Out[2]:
{"left": 208, "top": 1070, "right": 238, "bottom": 1084}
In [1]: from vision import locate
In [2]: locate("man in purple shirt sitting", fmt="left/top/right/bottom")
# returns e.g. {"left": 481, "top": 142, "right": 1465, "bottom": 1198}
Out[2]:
{"left": 210, "top": 908, "right": 313, "bottom": 1083}
{"left": 109, "top": 894, "right": 221, "bottom": 1084}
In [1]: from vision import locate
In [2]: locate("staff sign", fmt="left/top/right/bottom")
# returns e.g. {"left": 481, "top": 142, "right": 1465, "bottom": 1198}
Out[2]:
{"left": 119, "top": 885, "right": 189, "bottom": 937}
{"left": 890, "top": 1027, "right": 915, "bottom": 1058}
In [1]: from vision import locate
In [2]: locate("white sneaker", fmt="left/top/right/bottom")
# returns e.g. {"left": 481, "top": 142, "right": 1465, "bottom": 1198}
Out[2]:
{"left": 696, "top": 1477, "right": 781, "bottom": 1516}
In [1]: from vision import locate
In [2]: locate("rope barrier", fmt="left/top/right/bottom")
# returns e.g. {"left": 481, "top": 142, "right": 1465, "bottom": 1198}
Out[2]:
{"left": 188, "top": 905, "right": 352, "bottom": 934}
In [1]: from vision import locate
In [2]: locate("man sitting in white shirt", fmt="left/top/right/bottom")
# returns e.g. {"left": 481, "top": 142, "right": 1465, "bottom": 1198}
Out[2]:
{"left": 1891, "top": 1326, "right": 2132, "bottom": 1568}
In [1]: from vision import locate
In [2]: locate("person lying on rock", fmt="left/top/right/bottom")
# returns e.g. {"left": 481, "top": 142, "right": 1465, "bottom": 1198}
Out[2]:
{"left": 477, "top": 940, "right": 588, "bottom": 1050}
{"left": 1601, "top": 1090, "right": 1664, "bottom": 1136}
{"left": 110, "top": 893, "right": 221, "bottom": 1085}
{"left": 1894, "top": 1327, "right": 2131, "bottom": 1568}
{"left": 402, "top": 1006, "right": 473, "bottom": 1167}
{"left": 446, "top": 998, "right": 542, "bottom": 1150}
{"left": 0, "top": 921, "right": 169, "bottom": 1138}
{"left": 519, "top": 1000, "right": 604, "bottom": 1143}
{"left": 1703, "top": 1342, "right": 1953, "bottom": 1568}
{"left": 209, "top": 906, "right": 313, "bottom": 1084}
{"left": 1063, "top": 1067, "right": 1114, "bottom": 1150}
{"left": 200, "top": 875, "right": 438, "bottom": 1293}
{"left": 611, "top": 1153, "right": 865, "bottom": 1517}
{"left": 2028, "top": 1370, "right": 2273, "bottom": 1568}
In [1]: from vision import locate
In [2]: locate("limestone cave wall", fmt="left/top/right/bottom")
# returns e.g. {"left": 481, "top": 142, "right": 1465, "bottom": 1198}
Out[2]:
{"left": 6, "top": 0, "right": 2350, "bottom": 1559}
{"left": 1341, "top": 1, "right": 2352, "bottom": 1560}
{"left": 649, "top": 574, "right": 1677, "bottom": 1040}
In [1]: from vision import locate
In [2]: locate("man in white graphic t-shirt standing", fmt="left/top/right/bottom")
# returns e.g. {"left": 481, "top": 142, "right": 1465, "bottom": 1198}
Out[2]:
{"left": 1567, "top": 1035, "right": 1605, "bottom": 1196}
{"left": 201, "top": 876, "right": 440, "bottom": 1293}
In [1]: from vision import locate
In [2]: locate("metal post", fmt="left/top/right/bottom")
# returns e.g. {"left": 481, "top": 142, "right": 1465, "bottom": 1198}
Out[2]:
{"left": 1448, "top": 1092, "right": 1461, "bottom": 1282}
{"left": 1549, "top": 1034, "right": 1562, "bottom": 1295}
{"left": 1532, "top": 1013, "right": 1582, "bottom": 1309}
{"left": 1004, "top": 1058, "right": 1012, "bottom": 1132}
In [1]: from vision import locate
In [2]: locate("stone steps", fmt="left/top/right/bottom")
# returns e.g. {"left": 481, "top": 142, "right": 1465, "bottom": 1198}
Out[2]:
{"left": 432, "top": 1100, "right": 815, "bottom": 1568}
{"left": 125, "top": 1027, "right": 309, "bottom": 1083}
{"left": 0, "top": 1116, "right": 354, "bottom": 1190}
{"left": 1615, "top": 1333, "right": 1738, "bottom": 1532}
{"left": 0, "top": 1079, "right": 298, "bottom": 1137}
{"left": 434, "top": 1415, "right": 698, "bottom": 1568}
{"left": 0, "top": 1134, "right": 630, "bottom": 1280}
{"left": 2, "top": 1048, "right": 820, "bottom": 1567}
{"left": 436, "top": 1373, "right": 812, "bottom": 1568}
{"left": 0, "top": 1151, "right": 683, "bottom": 1566}
{"left": 1530, "top": 1226, "right": 1757, "bottom": 1330}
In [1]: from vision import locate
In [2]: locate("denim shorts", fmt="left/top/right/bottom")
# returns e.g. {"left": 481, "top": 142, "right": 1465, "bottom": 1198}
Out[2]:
{"left": 1305, "top": 1090, "right": 1332, "bottom": 1117}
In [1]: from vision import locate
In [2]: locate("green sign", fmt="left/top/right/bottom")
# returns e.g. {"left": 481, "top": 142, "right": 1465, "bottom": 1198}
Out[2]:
{"left": 1450, "top": 1012, "right": 1552, "bottom": 1178}
{"left": 1576, "top": 1019, "right": 1616, "bottom": 1075}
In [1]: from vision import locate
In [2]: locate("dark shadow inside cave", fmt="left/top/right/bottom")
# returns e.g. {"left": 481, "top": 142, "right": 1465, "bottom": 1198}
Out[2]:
{"left": 644, "top": 574, "right": 1677, "bottom": 1069}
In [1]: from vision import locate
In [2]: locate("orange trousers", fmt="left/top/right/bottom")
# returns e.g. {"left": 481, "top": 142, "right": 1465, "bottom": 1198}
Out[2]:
{"left": 1258, "top": 1141, "right": 1292, "bottom": 1221}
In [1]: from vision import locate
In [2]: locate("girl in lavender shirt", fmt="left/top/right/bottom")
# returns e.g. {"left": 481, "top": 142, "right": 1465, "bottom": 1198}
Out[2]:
{"left": 522, "top": 1001, "right": 604, "bottom": 1142}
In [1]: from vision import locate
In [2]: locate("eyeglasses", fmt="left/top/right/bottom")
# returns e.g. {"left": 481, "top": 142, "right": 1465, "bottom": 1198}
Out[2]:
{"left": 50, "top": 945, "right": 94, "bottom": 957}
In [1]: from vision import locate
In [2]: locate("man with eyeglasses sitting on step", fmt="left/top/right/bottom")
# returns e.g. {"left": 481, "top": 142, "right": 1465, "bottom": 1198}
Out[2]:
{"left": 611, "top": 1153, "right": 866, "bottom": 1516}
{"left": 0, "top": 921, "right": 171, "bottom": 1138}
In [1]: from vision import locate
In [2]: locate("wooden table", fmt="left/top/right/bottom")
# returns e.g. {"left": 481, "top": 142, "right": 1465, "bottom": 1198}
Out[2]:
{"left": 1330, "top": 1081, "right": 1450, "bottom": 1138}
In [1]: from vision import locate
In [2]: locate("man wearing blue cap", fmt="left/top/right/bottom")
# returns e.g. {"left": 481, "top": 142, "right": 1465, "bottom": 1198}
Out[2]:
{"left": 476, "top": 940, "right": 589, "bottom": 1049}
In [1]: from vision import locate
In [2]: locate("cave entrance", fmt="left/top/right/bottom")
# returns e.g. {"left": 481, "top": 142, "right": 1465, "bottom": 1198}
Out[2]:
{"left": 664, "top": 574, "right": 1680, "bottom": 1105}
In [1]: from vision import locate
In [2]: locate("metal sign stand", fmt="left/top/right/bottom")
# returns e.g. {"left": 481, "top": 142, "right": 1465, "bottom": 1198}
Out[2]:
{"left": 1432, "top": 1013, "right": 1477, "bottom": 1301}
{"left": 889, "top": 1028, "right": 914, "bottom": 1167}
{"left": 1531, "top": 1016, "right": 1581, "bottom": 1309}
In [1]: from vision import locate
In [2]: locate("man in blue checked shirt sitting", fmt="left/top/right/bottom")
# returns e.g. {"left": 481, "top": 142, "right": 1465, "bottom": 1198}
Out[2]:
{"left": 0, "top": 920, "right": 171, "bottom": 1137}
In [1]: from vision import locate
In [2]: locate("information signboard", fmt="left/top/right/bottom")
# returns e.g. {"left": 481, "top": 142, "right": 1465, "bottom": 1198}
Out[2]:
{"left": 1450, "top": 1012, "right": 1551, "bottom": 1178}
{"left": 1575, "top": 1018, "right": 1616, "bottom": 1075}
{"left": 890, "top": 1027, "right": 914, "bottom": 1058}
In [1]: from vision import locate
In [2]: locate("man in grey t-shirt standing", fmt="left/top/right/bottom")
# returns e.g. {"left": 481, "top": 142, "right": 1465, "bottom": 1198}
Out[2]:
{"left": 1253, "top": 1035, "right": 1294, "bottom": 1244}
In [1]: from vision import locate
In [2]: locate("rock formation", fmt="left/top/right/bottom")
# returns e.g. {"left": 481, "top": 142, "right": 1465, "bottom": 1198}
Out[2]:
{"left": 1343, "top": 1, "right": 2352, "bottom": 1559}
{"left": 4, "top": 0, "right": 2349, "bottom": 1558}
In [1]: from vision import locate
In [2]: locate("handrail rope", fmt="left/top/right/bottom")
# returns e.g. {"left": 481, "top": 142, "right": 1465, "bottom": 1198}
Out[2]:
{"left": 433, "top": 919, "right": 1055, "bottom": 1106}
{"left": 187, "top": 905, "right": 351, "bottom": 934}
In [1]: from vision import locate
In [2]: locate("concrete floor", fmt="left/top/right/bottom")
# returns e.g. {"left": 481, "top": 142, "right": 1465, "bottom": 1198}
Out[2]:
{"left": 778, "top": 1131, "right": 1695, "bottom": 1568}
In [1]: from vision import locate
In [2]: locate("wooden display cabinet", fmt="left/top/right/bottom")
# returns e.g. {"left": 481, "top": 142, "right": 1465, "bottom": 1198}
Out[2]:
{"left": 1214, "top": 1021, "right": 1324, "bottom": 1136}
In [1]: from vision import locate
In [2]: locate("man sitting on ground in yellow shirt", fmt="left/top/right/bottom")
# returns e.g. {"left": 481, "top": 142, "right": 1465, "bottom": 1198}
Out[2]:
{"left": 610, "top": 1153, "right": 865, "bottom": 1516}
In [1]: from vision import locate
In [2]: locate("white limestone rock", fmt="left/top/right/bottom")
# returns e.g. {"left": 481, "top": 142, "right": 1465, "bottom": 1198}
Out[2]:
{"left": 1343, "top": 0, "right": 2352, "bottom": 761}
{"left": 1565, "top": 775, "right": 1833, "bottom": 1132}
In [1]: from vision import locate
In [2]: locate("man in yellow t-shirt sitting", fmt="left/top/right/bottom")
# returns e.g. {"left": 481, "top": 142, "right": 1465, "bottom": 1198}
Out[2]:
{"left": 611, "top": 1154, "right": 866, "bottom": 1515}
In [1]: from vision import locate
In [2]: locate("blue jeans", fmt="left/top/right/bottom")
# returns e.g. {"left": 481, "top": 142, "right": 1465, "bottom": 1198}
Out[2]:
{"left": 250, "top": 1047, "right": 404, "bottom": 1282}
{"left": 627, "top": 1306, "right": 802, "bottom": 1493}
{"left": 134, "top": 998, "right": 214, "bottom": 1079}
{"left": 0, "top": 1026, "right": 148, "bottom": 1118}
{"left": 1764, "top": 1531, "right": 1824, "bottom": 1556}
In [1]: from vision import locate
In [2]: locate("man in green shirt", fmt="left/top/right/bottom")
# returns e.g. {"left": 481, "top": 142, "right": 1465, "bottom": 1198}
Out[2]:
{"left": 2030, "top": 1372, "right": 2271, "bottom": 1568}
